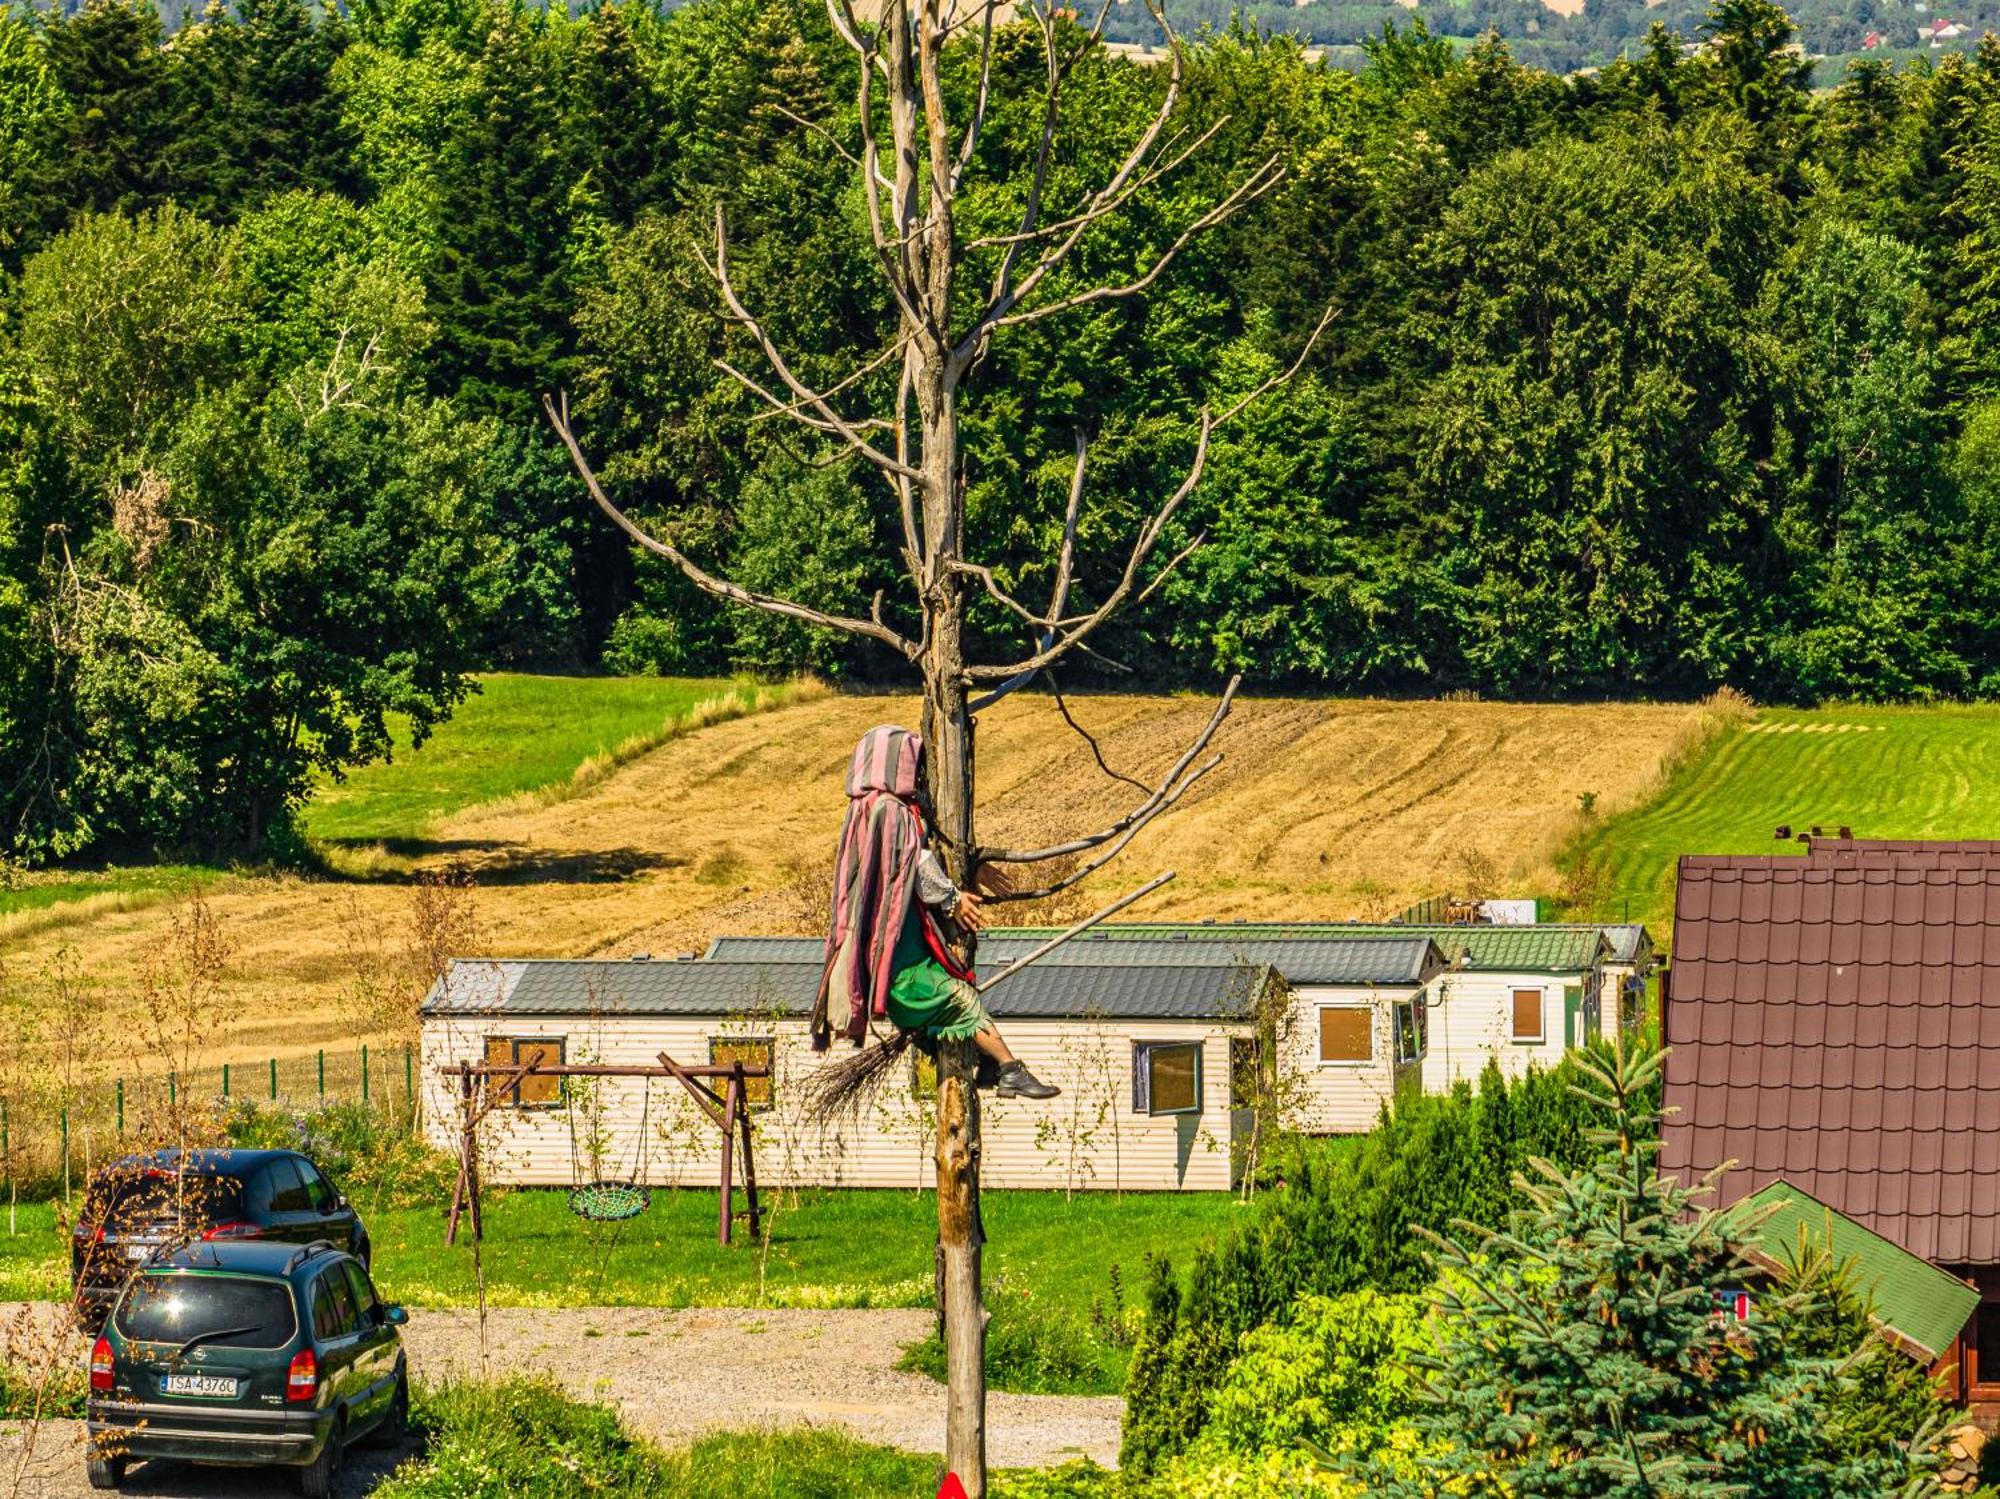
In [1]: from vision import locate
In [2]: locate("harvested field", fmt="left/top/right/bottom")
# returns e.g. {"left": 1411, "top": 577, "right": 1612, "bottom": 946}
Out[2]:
{"left": 4, "top": 691, "right": 1702, "bottom": 1063}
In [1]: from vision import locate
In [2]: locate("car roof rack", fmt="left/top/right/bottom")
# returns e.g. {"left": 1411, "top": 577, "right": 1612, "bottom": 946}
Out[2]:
{"left": 283, "top": 1240, "right": 340, "bottom": 1273}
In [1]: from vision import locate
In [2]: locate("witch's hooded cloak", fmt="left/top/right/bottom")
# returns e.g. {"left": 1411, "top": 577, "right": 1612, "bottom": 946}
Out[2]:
{"left": 811, "top": 725, "right": 975, "bottom": 1050}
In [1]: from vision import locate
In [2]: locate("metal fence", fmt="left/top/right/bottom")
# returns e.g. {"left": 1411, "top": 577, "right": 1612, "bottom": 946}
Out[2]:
{"left": 0, "top": 1044, "right": 421, "bottom": 1193}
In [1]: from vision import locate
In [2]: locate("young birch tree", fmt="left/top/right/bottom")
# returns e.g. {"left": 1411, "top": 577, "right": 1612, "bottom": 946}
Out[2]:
{"left": 546, "top": 3, "right": 1325, "bottom": 1488}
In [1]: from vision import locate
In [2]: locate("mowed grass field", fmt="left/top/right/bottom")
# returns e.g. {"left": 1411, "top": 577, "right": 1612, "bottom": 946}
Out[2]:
{"left": 0, "top": 674, "right": 795, "bottom": 922}
{"left": 304, "top": 672, "right": 792, "bottom": 848}
{"left": 3, "top": 686, "right": 1705, "bottom": 1061}
{"left": 1570, "top": 704, "right": 2000, "bottom": 935}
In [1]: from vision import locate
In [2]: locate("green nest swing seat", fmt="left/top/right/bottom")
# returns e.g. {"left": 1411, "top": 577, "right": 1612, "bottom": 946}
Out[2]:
{"left": 564, "top": 1075, "right": 654, "bottom": 1222}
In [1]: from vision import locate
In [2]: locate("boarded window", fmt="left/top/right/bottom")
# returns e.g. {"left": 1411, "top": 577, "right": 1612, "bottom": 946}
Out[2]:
{"left": 1511, "top": 990, "right": 1545, "bottom": 1043}
{"left": 1132, "top": 1042, "right": 1202, "bottom": 1116}
{"left": 709, "top": 1037, "right": 775, "bottom": 1109}
{"left": 484, "top": 1036, "right": 565, "bottom": 1108}
{"left": 1318, "top": 1007, "right": 1372, "bottom": 1063}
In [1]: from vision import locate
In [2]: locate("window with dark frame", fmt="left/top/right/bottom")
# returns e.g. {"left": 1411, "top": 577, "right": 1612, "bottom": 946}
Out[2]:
{"left": 1318, "top": 1006, "right": 1372, "bottom": 1063}
{"left": 1132, "top": 1041, "right": 1203, "bottom": 1116}
{"left": 1393, "top": 1002, "right": 1422, "bottom": 1064}
{"left": 483, "top": 1035, "right": 567, "bottom": 1109}
{"left": 708, "top": 1037, "right": 775, "bottom": 1109}
{"left": 1511, "top": 989, "right": 1545, "bottom": 1043}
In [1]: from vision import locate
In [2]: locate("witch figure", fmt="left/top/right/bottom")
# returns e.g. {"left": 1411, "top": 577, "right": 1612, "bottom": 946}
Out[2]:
{"left": 811, "top": 724, "right": 1060, "bottom": 1100}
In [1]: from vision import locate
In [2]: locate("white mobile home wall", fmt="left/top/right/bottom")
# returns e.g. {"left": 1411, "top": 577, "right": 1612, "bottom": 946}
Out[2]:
{"left": 422, "top": 1011, "right": 1248, "bottom": 1193}
{"left": 1419, "top": 969, "right": 1600, "bottom": 1092}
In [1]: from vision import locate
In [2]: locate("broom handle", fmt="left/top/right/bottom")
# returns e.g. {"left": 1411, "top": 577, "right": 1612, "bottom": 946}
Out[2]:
{"left": 975, "top": 871, "right": 1177, "bottom": 995}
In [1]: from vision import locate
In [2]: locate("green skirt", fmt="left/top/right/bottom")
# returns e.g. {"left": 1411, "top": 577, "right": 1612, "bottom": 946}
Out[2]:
{"left": 886, "top": 915, "right": 990, "bottom": 1040}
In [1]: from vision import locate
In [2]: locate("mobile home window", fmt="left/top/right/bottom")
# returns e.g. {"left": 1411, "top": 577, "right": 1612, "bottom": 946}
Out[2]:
{"left": 1511, "top": 990, "right": 1545, "bottom": 1044}
{"left": 709, "top": 1037, "right": 775, "bottom": 1109}
{"left": 1318, "top": 1007, "right": 1372, "bottom": 1064}
{"left": 1393, "top": 1002, "right": 1423, "bottom": 1064}
{"left": 483, "top": 1036, "right": 565, "bottom": 1109}
{"left": 1132, "top": 1042, "right": 1203, "bottom": 1116}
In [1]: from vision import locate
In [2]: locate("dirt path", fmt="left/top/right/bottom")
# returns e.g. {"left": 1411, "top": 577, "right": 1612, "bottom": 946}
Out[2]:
{"left": 0, "top": 1304, "right": 1120, "bottom": 1495}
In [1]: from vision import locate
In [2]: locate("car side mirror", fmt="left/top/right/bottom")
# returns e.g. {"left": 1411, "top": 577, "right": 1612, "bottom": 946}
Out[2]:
{"left": 384, "top": 1305, "right": 408, "bottom": 1326}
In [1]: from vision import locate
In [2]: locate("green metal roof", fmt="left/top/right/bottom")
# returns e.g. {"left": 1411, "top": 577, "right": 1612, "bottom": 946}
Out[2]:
{"left": 1735, "top": 1180, "right": 1979, "bottom": 1363}
{"left": 1009, "top": 922, "right": 1608, "bottom": 974}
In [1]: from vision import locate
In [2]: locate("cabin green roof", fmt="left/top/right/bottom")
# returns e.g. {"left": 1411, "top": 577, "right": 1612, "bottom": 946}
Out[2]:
{"left": 1008, "top": 922, "right": 1608, "bottom": 974}
{"left": 1735, "top": 1180, "right": 1979, "bottom": 1363}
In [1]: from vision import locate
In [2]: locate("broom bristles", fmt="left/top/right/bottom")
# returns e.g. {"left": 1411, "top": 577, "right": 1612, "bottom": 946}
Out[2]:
{"left": 802, "top": 1031, "right": 916, "bottom": 1131}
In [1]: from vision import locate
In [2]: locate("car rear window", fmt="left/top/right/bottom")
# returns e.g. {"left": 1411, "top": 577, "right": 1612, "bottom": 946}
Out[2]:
{"left": 102, "top": 1173, "right": 246, "bottom": 1231}
{"left": 115, "top": 1275, "right": 296, "bottom": 1349}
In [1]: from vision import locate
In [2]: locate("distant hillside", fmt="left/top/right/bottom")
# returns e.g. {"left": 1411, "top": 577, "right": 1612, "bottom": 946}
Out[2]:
{"left": 4, "top": 687, "right": 1701, "bottom": 1063}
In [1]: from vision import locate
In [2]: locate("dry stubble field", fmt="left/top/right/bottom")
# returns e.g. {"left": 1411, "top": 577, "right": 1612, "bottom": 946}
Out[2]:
{"left": 6, "top": 692, "right": 1702, "bottom": 1063}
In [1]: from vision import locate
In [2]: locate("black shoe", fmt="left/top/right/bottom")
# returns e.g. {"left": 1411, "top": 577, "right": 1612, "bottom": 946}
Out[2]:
{"left": 994, "top": 1061, "right": 1060, "bottom": 1100}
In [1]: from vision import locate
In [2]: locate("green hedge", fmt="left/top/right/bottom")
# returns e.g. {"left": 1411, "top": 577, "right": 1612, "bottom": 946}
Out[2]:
{"left": 1120, "top": 1051, "right": 1627, "bottom": 1473}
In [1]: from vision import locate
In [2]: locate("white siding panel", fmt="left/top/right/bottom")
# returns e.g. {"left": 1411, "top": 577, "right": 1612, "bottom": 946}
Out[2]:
{"left": 422, "top": 1013, "right": 1242, "bottom": 1192}
{"left": 1287, "top": 985, "right": 1410, "bottom": 1134}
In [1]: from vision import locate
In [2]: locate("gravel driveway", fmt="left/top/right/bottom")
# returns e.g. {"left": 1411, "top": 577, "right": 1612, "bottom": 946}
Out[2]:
{"left": 0, "top": 1303, "right": 1122, "bottom": 1496}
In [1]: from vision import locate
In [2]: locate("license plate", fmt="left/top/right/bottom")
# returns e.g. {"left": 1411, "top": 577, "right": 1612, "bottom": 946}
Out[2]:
{"left": 124, "top": 1244, "right": 152, "bottom": 1261}
{"left": 161, "top": 1374, "right": 239, "bottom": 1398}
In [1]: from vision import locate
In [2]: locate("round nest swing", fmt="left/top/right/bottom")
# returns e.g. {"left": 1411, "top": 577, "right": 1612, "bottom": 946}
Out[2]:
{"left": 565, "top": 1075, "right": 654, "bottom": 1222}
{"left": 567, "top": 1180, "right": 652, "bottom": 1221}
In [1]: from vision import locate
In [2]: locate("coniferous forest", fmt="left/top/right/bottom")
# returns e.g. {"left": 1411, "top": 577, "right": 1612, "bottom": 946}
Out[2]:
{"left": 4, "top": 0, "right": 2000, "bottom": 862}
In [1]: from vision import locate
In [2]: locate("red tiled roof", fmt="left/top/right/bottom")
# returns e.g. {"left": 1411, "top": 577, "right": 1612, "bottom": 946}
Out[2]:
{"left": 1662, "top": 853, "right": 2000, "bottom": 1267}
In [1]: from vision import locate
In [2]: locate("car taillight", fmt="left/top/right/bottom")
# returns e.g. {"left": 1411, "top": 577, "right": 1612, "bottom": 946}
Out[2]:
{"left": 89, "top": 1337, "right": 114, "bottom": 1392}
{"left": 286, "top": 1348, "right": 317, "bottom": 1402}
{"left": 71, "top": 1223, "right": 104, "bottom": 1244}
{"left": 201, "top": 1220, "right": 262, "bottom": 1241}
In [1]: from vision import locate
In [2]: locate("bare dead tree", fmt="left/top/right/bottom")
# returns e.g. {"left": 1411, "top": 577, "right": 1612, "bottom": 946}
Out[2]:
{"left": 545, "top": 2, "right": 1328, "bottom": 1489}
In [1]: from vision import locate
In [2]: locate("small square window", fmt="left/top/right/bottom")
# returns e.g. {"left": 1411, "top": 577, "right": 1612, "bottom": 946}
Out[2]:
{"left": 1132, "top": 1042, "right": 1202, "bottom": 1116}
{"left": 1318, "top": 1007, "right": 1372, "bottom": 1063}
{"left": 1511, "top": 990, "right": 1545, "bottom": 1044}
{"left": 484, "top": 1036, "right": 565, "bottom": 1109}
{"left": 709, "top": 1037, "right": 775, "bottom": 1109}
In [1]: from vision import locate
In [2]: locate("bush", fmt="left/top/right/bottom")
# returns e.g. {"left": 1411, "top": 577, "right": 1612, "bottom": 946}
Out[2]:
{"left": 221, "top": 1100, "right": 454, "bottom": 1210}
{"left": 1121, "top": 1051, "right": 1617, "bottom": 1474}
{"left": 376, "top": 1378, "right": 939, "bottom": 1498}
{"left": 900, "top": 1271, "right": 1121, "bottom": 1395}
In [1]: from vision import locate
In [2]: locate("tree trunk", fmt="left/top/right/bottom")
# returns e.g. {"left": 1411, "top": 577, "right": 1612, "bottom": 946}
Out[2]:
{"left": 917, "top": 333, "right": 986, "bottom": 1491}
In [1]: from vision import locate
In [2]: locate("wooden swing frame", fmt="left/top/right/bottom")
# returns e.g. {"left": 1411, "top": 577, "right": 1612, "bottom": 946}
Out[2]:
{"left": 444, "top": 1050, "right": 770, "bottom": 1247}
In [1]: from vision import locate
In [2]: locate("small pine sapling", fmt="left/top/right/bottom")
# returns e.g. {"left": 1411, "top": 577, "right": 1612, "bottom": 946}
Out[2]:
{"left": 1358, "top": 1038, "right": 1943, "bottom": 1498}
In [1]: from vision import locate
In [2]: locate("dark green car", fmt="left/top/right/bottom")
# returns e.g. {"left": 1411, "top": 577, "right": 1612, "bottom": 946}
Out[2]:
{"left": 86, "top": 1239, "right": 408, "bottom": 1495}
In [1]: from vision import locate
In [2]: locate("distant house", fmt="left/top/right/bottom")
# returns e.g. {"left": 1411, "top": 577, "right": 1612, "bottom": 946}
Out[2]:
{"left": 1929, "top": 17, "right": 1970, "bottom": 42}
{"left": 1863, "top": 29, "right": 1885, "bottom": 47}
{"left": 1661, "top": 841, "right": 2000, "bottom": 1403}
{"left": 420, "top": 941, "right": 1435, "bottom": 1194}
{"left": 1000, "top": 920, "right": 1638, "bottom": 1078}
{"left": 421, "top": 916, "right": 1645, "bottom": 1194}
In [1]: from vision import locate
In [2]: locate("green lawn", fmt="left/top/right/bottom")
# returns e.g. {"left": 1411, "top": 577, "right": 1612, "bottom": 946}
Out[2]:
{"left": 303, "top": 672, "right": 767, "bottom": 847}
{"left": 0, "top": 1186, "right": 1238, "bottom": 1321}
{"left": 0, "top": 864, "right": 214, "bottom": 919}
{"left": 1569, "top": 704, "right": 2000, "bottom": 935}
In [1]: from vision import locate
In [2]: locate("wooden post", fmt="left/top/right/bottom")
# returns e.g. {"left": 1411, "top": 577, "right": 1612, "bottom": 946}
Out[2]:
{"left": 936, "top": 1037, "right": 986, "bottom": 1494}
{"left": 734, "top": 1061, "right": 760, "bottom": 1239}
{"left": 445, "top": 1064, "right": 472, "bottom": 1246}
{"left": 717, "top": 1074, "right": 739, "bottom": 1247}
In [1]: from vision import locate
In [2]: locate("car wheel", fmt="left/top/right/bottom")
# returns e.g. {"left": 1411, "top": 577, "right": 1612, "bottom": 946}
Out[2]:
{"left": 297, "top": 1418, "right": 343, "bottom": 1498}
{"left": 85, "top": 1454, "right": 125, "bottom": 1491}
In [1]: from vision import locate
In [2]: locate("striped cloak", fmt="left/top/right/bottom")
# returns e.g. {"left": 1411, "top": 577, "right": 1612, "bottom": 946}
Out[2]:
{"left": 811, "top": 725, "right": 974, "bottom": 1050}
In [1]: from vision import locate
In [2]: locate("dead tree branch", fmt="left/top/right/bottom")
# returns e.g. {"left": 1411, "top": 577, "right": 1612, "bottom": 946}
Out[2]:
{"left": 984, "top": 673, "right": 1240, "bottom": 898}
{"left": 543, "top": 393, "right": 918, "bottom": 659}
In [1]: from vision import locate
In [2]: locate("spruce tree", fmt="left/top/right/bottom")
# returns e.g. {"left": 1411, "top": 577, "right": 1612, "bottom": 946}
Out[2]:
{"left": 1365, "top": 1041, "right": 1941, "bottom": 1498}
